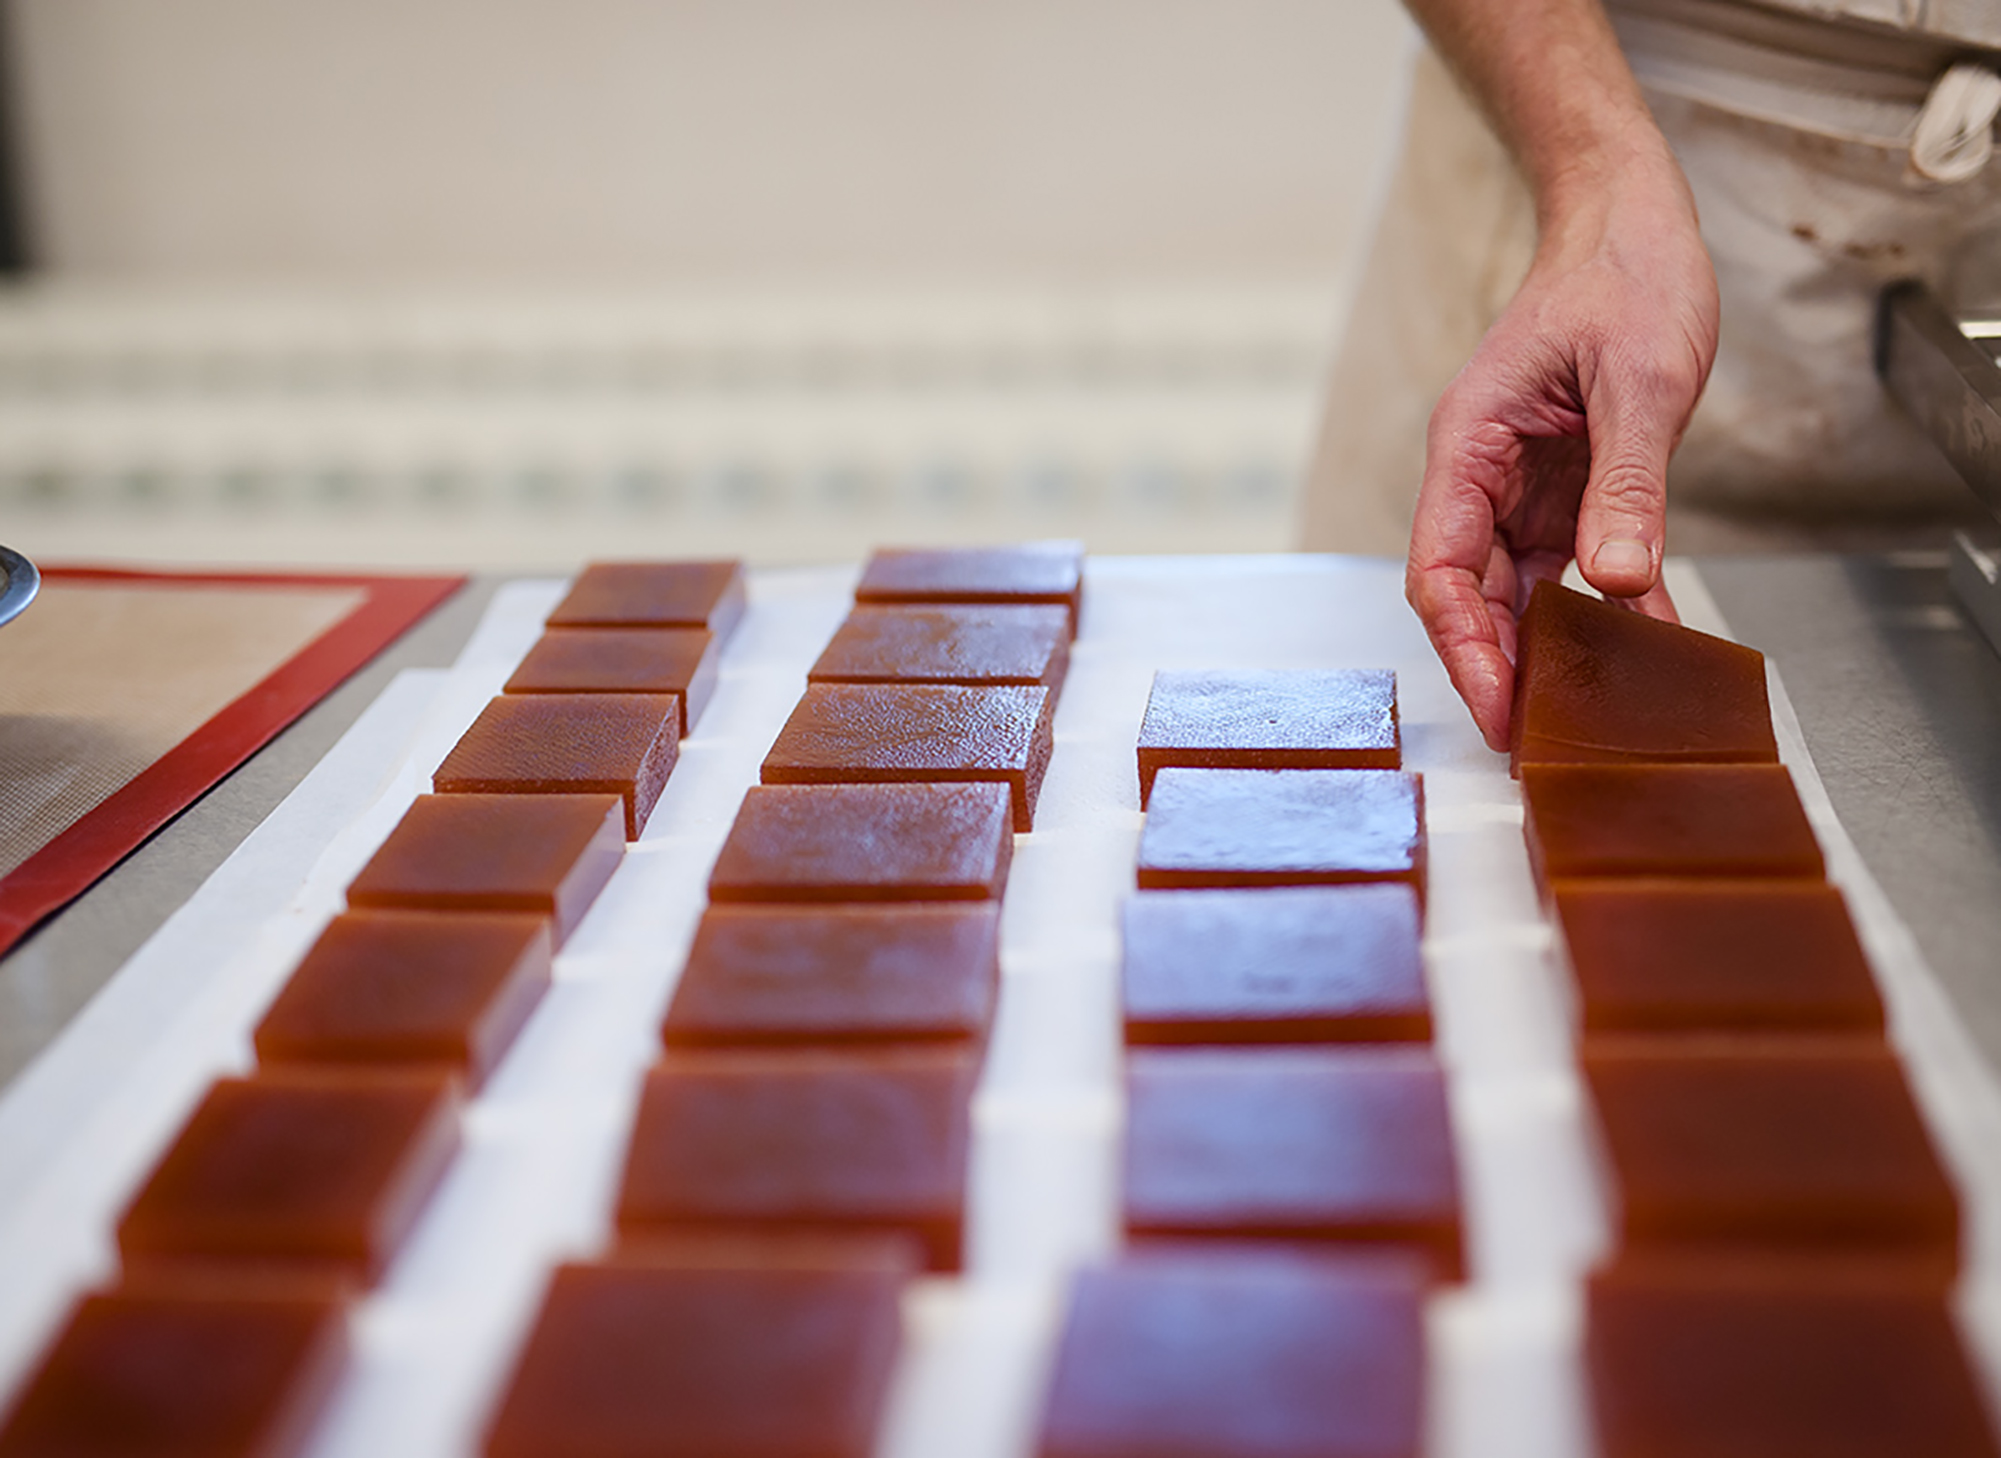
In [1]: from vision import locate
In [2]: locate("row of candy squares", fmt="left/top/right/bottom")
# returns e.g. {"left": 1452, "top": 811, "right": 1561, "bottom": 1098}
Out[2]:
{"left": 0, "top": 565, "right": 748, "bottom": 1454}
{"left": 1513, "top": 589, "right": 1999, "bottom": 1454}
{"left": 437, "top": 559, "right": 748, "bottom": 839}
{"left": 755, "top": 546, "right": 1085, "bottom": 832}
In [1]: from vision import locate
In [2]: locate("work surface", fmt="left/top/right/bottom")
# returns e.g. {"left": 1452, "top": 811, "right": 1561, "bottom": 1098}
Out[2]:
{"left": 1, "top": 552, "right": 1998, "bottom": 1457}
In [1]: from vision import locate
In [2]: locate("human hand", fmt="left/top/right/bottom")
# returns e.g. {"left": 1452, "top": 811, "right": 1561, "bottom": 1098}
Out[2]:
{"left": 1404, "top": 154, "right": 1719, "bottom": 751}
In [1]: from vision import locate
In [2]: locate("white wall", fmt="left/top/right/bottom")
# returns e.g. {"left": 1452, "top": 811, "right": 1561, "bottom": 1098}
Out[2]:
{"left": 7, "top": 0, "right": 1413, "bottom": 282}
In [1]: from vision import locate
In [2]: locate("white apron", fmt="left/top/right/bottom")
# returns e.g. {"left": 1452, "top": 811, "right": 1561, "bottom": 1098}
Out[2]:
{"left": 1300, "top": 0, "right": 2001, "bottom": 556}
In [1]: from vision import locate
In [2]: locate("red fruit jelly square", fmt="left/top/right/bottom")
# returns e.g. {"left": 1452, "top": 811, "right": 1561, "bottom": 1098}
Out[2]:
{"left": 1123, "top": 885, "right": 1430, "bottom": 1044}
{"left": 1123, "top": 1047, "right": 1463, "bottom": 1279}
{"left": 1037, "top": 1248, "right": 1428, "bottom": 1458}
{"left": 809, "top": 603, "right": 1071, "bottom": 692}
{"left": 505, "top": 627, "right": 721, "bottom": 735}
{"left": 617, "top": 1048, "right": 979, "bottom": 1270}
{"left": 1510, "top": 580, "right": 1778, "bottom": 774}
{"left": 0, "top": 1278, "right": 349, "bottom": 1458}
{"left": 483, "top": 1243, "right": 911, "bottom": 1458}
{"left": 1582, "top": 1039, "right": 1959, "bottom": 1275}
{"left": 760, "top": 682, "right": 1055, "bottom": 831}
{"left": 1136, "top": 768, "right": 1426, "bottom": 900}
{"left": 433, "top": 693, "right": 678, "bottom": 839}
{"left": 254, "top": 910, "right": 553, "bottom": 1088}
{"left": 117, "top": 1070, "right": 461, "bottom": 1282}
{"left": 1135, "top": 669, "right": 1400, "bottom": 807}
{"left": 1588, "top": 1257, "right": 2001, "bottom": 1458}
{"left": 1553, "top": 880, "right": 1883, "bottom": 1036}
{"left": 663, "top": 903, "right": 1000, "bottom": 1048}
{"left": 546, "top": 559, "right": 746, "bottom": 642}
{"left": 1521, "top": 763, "right": 1823, "bottom": 889}
{"left": 855, "top": 541, "right": 1084, "bottom": 636}
{"left": 708, "top": 783, "right": 1014, "bottom": 904}
{"left": 346, "top": 793, "right": 625, "bottom": 945}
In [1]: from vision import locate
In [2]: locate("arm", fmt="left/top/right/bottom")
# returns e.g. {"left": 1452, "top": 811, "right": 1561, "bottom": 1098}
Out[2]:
{"left": 1401, "top": 0, "right": 1719, "bottom": 749}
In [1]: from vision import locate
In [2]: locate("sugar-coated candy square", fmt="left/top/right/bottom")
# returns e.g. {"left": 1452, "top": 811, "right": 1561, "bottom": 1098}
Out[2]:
{"left": 1123, "top": 885, "right": 1429, "bottom": 1044}
{"left": 1135, "top": 668, "right": 1400, "bottom": 806}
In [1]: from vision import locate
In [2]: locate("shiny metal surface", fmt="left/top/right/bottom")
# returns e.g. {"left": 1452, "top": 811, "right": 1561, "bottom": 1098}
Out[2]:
{"left": 0, "top": 544, "right": 36, "bottom": 627}
{"left": 1876, "top": 281, "right": 2001, "bottom": 526}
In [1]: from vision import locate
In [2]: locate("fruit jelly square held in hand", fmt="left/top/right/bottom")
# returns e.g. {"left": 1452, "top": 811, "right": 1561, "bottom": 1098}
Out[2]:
{"left": 1582, "top": 1038, "right": 1960, "bottom": 1277}
{"left": 254, "top": 910, "right": 553, "bottom": 1089}
{"left": 854, "top": 541, "right": 1084, "bottom": 636}
{"left": 1036, "top": 1246, "right": 1429, "bottom": 1458}
{"left": 1553, "top": 880, "right": 1883, "bottom": 1036}
{"left": 707, "top": 783, "right": 1014, "bottom": 904}
{"left": 117, "top": 1070, "right": 461, "bottom": 1283}
{"left": 1122, "top": 885, "right": 1430, "bottom": 1045}
{"left": 1520, "top": 763, "right": 1824, "bottom": 890}
{"left": 616, "top": 1047, "right": 979, "bottom": 1271}
{"left": 1510, "top": 579, "right": 1778, "bottom": 775}
{"left": 482, "top": 1243, "right": 912, "bottom": 1458}
{"left": 433, "top": 692, "right": 678, "bottom": 839}
{"left": 808, "top": 603, "right": 1071, "bottom": 693}
{"left": 1134, "top": 668, "right": 1400, "bottom": 807}
{"left": 1122, "top": 1047, "right": 1463, "bottom": 1280}
{"left": 545, "top": 559, "right": 746, "bottom": 642}
{"left": 345, "top": 793, "right": 625, "bottom": 944}
{"left": 760, "top": 681, "right": 1054, "bottom": 831}
{"left": 662, "top": 903, "right": 1000, "bottom": 1048}
{"left": 504, "top": 627, "right": 720, "bottom": 735}
{"left": 0, "top": 1277, "right": 349, "bottom": 1458}
{"left": 1135, "top": 768, "right": 1426, "bottom": 901}
{"left": 1587, "top": 1256, "right": 2001, "bottom": 1458}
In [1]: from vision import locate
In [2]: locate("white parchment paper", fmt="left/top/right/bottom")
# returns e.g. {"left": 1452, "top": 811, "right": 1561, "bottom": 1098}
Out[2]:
{"left": 0, "top": 555, "right": 1991, "bottom": 1458}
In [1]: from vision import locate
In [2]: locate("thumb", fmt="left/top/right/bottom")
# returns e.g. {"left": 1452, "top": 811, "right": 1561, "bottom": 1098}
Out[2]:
{"left": 1574, "top": 371, "right": 1678, "bottom": 601}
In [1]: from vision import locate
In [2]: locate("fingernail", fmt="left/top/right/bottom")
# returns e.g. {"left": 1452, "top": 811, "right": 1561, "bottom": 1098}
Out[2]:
{"left": 1591, "top": 539, "right": 1652, "bottom": 579}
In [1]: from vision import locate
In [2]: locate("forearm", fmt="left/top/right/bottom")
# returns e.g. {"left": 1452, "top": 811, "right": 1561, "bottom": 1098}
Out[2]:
{"left": 1403, "top": 0, "right": 1683, "bottom": 227}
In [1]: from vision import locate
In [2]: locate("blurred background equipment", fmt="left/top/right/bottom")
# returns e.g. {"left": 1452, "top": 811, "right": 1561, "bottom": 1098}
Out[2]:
{"left": 0, "top": 0, "right": 1415, "bottom": 568}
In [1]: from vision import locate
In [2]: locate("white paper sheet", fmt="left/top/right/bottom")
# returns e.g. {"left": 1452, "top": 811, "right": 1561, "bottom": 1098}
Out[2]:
{"left": 0, "top": 555, "right": 1992, "bottom": 1458}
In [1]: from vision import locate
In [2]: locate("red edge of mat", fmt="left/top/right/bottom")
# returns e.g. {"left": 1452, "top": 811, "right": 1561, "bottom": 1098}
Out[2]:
{"left": 0, "top": 567, "right": 466, "bottom": 958}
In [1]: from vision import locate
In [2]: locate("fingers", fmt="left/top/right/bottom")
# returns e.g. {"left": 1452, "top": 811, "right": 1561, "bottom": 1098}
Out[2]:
{"left": 1574, "top": 348, "right": 1699, "bottom": 601}
{"left": 1408, "top": 539, "right": 1518, "bottom": 753}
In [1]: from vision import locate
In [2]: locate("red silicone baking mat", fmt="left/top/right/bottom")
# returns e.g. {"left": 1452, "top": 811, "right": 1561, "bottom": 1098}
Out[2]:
{"left": 0, "top": 566, "right": 463, "bottom": 957}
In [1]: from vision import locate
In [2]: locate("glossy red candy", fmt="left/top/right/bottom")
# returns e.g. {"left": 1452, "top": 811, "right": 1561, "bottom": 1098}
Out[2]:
{"left": 1136, "top": 768, "right": 1426, "bottom": 900}
{"left": 117, "top": 1070, "right": 461, "bottom": 1282}
{"left": 1135, "top": 668, "right": 1400, "bottom": 807}
{"left": 1122, "top": 885, "right": 1429, "bottom": 1044}
{"left": 346, "top": 794, "right": 625, "bottom": 944}
{"left": 433, "top": 693, "right": 679, "bottom": 839}
{"left": 1554, "top": 880, "right": 1883, "bottom": 1035}
{"left": 760, "top": 682, "right": 1055, "bottom": 831}
{"left": 0, "top": 1278, "right": 349, "bottom": 1458}
{"left": 1521, "top": 763, "right": 1823, "bottom": 889}
{"left": 708, "top": 783, "right": 1014, "bottom": 904}
{"left": 663, "top": 903, "right": 1000, "bottom": 1047}
{"left": 1589, "top": 1256, "right": 2001, "bottom": 1458}
{"left": 483, "top": 1243, "right": 911, "bottom": 1458}
{"left": 1123, "top": 1047, "right": 1463, "bottom": 1279}
{"left": 1037, "top": 1247, "right": 1428, "bottom": 1458}
{"left": 1583, "top": 1039, "right": 1959, "bottom": 1276}
{"left": 546, "top": 559, "right": 746, "bottom": 642}
{"left": 255, "top": 910, "right": 552, "bottom": 1088}
{"left": 505, "top": 627, "right": 720, "bottom": 735}
{"left": 1510, "top": 580, "right": 1778, "bottom": 774}
{"left": 617, "top": 1048, "right": 978, "bottom": 1270}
